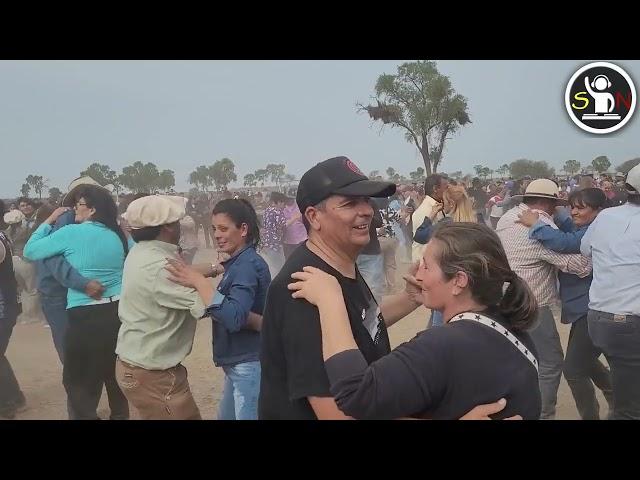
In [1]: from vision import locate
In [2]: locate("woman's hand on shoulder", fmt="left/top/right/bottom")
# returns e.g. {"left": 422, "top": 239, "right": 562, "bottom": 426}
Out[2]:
{"left": 288, "top": 266, "right": 342, "bottom": 307}
{"left": 46, "top": 207, "right": 71, "bottom": 225}
{"left": 165, "top": 257, "right": 207, "bottom": 289}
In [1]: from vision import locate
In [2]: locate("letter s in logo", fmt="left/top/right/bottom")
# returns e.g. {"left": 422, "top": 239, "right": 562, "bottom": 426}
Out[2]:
{"left": 572, "top": 92, "right": 589, "bottom": 110}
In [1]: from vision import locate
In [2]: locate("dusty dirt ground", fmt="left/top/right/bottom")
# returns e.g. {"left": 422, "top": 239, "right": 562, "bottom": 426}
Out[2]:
{"left": 4, "top": 246, "right": 609, "bottom": 420}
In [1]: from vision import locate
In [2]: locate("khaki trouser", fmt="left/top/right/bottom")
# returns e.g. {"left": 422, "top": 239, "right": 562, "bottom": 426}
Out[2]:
{"left": 115, "top": 358, "right": 201, "bottom": 420}
{"left": 379, "top": 237, "right": 398, "bottom": 289}
{"left": 13, "top": 256, "right": 45, "bottom": 324}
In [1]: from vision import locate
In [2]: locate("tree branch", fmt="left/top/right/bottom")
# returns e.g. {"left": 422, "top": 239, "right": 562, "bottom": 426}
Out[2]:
{"left": 395, "top": 118, "right": 422, "bottom": 151}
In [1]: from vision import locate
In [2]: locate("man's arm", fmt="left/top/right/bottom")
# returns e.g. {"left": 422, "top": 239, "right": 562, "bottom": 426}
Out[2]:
{"left": 191, "top": 262, "right": 224, "bottom": 278}
{"left": 537, "top": 247, "right": 592, "bottom": 278}
{"left": 43, "top": 255, "right": 91, "bottom": 292}
{"left": 380, "top": 291, "right": 422, "bottom": 328}
{"left": 308, "top": 397, "right": 353, "bottom": 420}
{"left": 155, "top": 271, "right": 207, "bottom": 320}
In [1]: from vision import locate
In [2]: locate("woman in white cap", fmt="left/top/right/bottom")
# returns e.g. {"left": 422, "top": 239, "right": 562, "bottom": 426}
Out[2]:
{"left": 166, "top": 198, "right": 271, "bottom": 420}
{"left": 23, "top": 185, "right": 131, "bottom": 420}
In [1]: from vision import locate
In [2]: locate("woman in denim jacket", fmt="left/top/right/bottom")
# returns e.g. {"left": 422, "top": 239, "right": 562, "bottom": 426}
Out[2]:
{"left": 167, "top": 199, "right": 270, "bottom": 420}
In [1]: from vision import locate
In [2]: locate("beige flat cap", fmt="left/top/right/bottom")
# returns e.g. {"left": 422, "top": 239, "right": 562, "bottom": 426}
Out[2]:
{"left": 3, "top": 209, "right": 26, "bottom": 225}
{"left": 123, "top": 195, "right": 187, "bottom": 229}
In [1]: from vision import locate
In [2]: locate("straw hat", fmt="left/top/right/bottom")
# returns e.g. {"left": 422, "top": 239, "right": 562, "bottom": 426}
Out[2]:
{"left": 511, "top": 179, "right": 567, "bottom": 204}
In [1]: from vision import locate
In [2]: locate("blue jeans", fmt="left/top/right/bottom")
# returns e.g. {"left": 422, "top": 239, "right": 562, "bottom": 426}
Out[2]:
{"left": 40, "top": 294, "right": 69, "bottom": 364}
{"left": 356, "top": 253, "right": 384, "bottom": 302}
{"left": 217, "top": 361, "right": 261, "bottom": 420}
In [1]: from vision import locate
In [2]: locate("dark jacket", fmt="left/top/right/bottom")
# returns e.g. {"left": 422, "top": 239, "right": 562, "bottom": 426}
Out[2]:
{"left": 0, "top": 232, "right": 20, "bottom": 322}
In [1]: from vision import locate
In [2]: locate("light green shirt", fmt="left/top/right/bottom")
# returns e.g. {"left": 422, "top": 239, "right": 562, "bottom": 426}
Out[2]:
{"left": 116, "top": 240, "right": 206, "bottom": 370}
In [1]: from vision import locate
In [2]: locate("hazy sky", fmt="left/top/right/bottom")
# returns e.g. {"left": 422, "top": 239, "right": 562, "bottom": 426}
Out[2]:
{"left": 1, "top": 60, "right": 638, "bottom": 197}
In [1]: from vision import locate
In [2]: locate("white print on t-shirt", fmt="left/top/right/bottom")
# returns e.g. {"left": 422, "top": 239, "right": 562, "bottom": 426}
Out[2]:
{"left": 362, "top": 305, "right": 383, "bottom": 345}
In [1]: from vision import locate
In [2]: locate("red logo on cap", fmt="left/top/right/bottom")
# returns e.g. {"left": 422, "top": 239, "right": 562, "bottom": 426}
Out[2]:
{"left": 345, "top": 159, "right": 364, "bottom": 176}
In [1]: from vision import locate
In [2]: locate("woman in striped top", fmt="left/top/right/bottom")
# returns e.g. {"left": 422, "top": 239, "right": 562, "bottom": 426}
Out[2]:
{"left": 24, "top": 185, "right": 131, "bottom": 420}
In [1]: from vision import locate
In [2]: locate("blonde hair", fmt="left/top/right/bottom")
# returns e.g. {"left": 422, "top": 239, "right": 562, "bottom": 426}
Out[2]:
{"left": 443, "top": 185, "right": 476, "bottom": 223}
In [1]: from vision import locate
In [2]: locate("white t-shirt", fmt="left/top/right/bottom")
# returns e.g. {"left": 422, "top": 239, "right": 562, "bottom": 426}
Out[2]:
{"left": 489, "top": 195, "right": 504, "bottom": 218}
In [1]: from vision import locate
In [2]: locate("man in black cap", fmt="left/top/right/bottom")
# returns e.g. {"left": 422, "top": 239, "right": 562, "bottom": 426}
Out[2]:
{"left": 258, "top": 157, "right": 517, "bottom": 420}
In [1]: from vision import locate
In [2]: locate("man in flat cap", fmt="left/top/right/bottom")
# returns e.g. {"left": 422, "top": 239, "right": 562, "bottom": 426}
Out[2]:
{"left": 115, "top": 195, "right": 216, "bottom": 420}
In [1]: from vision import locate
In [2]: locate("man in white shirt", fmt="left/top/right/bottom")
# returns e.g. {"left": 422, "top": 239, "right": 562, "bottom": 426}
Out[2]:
{"left": 581, "top": 164, "right": 640, "bottom": 420}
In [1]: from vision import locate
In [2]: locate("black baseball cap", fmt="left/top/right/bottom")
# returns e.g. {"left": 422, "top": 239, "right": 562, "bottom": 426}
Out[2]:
{"left": 296, "top": 156, "right": 396, "bottom": 213}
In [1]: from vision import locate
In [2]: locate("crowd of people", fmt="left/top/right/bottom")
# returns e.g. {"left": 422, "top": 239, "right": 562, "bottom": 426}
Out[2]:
{"left": 1, "top": 159, "right": 638, "bottom": 420}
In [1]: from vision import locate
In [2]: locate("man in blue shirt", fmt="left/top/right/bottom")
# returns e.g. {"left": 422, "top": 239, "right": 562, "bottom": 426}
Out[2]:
{"left": 581, "top": 164, "right": 640, "bottom": 420}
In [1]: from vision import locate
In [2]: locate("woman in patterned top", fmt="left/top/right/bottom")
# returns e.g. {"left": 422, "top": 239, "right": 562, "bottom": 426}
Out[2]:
{"left": 260, "top": 192, "right": 287, "bottom": 277}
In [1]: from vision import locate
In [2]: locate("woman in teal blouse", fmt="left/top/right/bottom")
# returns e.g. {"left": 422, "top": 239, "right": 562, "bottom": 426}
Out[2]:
{"left": 24, "top": 185, "right": 131, "bottom": 420}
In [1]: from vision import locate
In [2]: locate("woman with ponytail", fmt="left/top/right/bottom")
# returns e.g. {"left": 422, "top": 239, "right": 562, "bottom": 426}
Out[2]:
{"left": 165, "top": 198, "right": 271, "bottom": 420}
{"left": 23, "top": 184, "right": 130, "bottom": 419}
{"left": 287, "top": 222, "right": 541, "bottom": 419}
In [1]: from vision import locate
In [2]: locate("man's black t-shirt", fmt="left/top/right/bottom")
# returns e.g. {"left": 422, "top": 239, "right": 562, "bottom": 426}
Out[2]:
{"left": 259, "top": 243, "right": 391, "bottom": 419}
